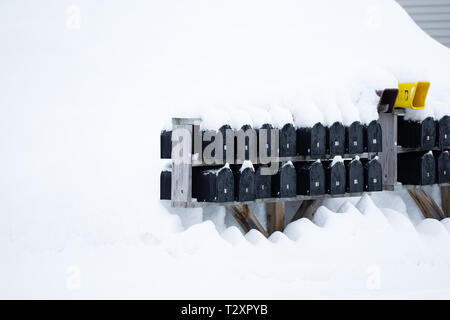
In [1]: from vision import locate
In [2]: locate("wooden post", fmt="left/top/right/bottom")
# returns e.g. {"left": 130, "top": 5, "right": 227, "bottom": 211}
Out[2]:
{"left": 408, "top": 189, "right": 445, "bottom": 220}
{"left": 230, "top": 205, "right": 269, "bottom": 237}
{"left": 378, "top": 112, "right": 397, "bottom": 190}
{"left": 441, "top": 186, "right": 450, "bottom": 218}
{"left": 266, "top": 202, "right": 285, "bottom": 235}
{"left": 291, "top": 199, "right": 324, "bottom": 222}
{"left": 171, "top": 118, "right": 201, "bottom": 208}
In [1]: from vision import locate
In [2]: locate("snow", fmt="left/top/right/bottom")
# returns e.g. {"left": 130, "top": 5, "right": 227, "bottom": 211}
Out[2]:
{"left": 244, "top": 107, "right": 272, "bottom": 129}
{"left": 282, "top": 160, "right": 294, "bottom": 168}
{"left": 202, "top": 163, "right": 231, "bottom": 176}
{"left": 291, "top": 97, "right": 325, "bottom": 128}
{"left": 227, "top": 107, "right": 254, "bottom": 130}
{"left": 239, "top": 160, "right": 255, "bottom": 173}
{"left": 162, "top": 163, "right": 172, "bottom": 172}
{"left": 200, "top": 108, "right": 233, "bottom": 131}
{"left": 1, "top": 0, "right": 450, "bottom": 299}
{"left": 331, "top": 156, "right": 344, "bottom": 167}
{"left": 268, "top": 106, "right": 294, "bottom": 129}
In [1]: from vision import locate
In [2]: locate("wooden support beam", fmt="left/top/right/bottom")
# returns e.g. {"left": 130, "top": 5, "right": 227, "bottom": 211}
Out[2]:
{"left": 378, "top": 112, "right": 397, "bottom": 190}
{"left": 408, "top": 189, "right": 445, "bottom": 220}
{"left": 441, "top": 186, "right": 450, "bottom": 218}
{"left": 171, "top": 120, "right": 193, "bottom": 208}
{"left": 291, "top": 199, "right": 324, "bottom": 222}
{"left": 229, "top": 204, "right": 269, "bottom": 237}
{"left": 266, "top": 202, "right": 285, "bottom": 235}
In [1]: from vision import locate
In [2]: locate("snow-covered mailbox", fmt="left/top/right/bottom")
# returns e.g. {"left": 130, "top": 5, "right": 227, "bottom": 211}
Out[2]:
{"left": 327, "top": 122, "right": 345, "bottom": 155}
{"left": 296, "top": 123, "right": 326, "bottom": 156}
{"left": 345, "top": 158, "right": 364, "bottom": 193}
{"left": 434, "top": 151, "right": 450, "bottom": 184}
{"left": 362, "top": 158, "right": 383, "bottom": 191}
{"left": 398, "top": 152, "right": 436, "bottom": 186}
{"left": 437, "top": 116, "right": 450, "bottom": 148}
{"left": 280, "top": 124, "right": 296, "bottom": 157}
{"left": 345, "top": 121, "right": 364, "bottom": 154}
{"left": 398, "top": 116, "right": 436, "bottom": 149}
{"left": 323, "top": 158, "right": 346, "bottom": 195}
{"left": 271, "top": 161, "right": 296, "bottom": 198}
{"left": 194, "top": 165, "right": 235, "bottom": 202}
{"left": 295, "top": 160, "right": 325, "bottom": 196}
{"left": 254, "top": 165, "right": 272, "bottom": 199}
{"left": 364, "top": 120, "right": 382, "bottom": 153}
{"left": 233, "top": 162, "right": 256, "bottom": 202}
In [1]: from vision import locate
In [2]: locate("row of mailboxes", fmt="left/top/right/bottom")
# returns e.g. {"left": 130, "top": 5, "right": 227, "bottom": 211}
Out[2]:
{"left": 160, "top": 158, "right": 383, "bottom": 201}
{"left": 160, "top": 120, "right": 382, "bottom": 160}
{"left": 398, "top": 116, "right": 450, "bottom": 149}
{"left": 397, "top": 150, "right": 450, "bottom": 185}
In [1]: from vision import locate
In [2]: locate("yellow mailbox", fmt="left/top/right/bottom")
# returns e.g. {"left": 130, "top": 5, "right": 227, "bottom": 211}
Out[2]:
{"left": 395, "top": 81, "right": 430, "bottom": 110}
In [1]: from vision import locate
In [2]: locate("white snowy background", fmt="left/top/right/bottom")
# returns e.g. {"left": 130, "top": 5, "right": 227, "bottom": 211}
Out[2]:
{"left": 1, "top": 0, "right": 450, "bottom": 299}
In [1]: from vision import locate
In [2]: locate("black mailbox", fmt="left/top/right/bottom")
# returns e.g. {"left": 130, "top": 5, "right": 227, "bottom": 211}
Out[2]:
{"left": 195, "top": 165, "right": 235, "bottom": 202}
{"left": 327, "top": 122, "right": 345, "bottom": 155}
{"left": 323, "top": 159, "right": 346, "bottom": 195}
{"left": 233, "top": 164, "right": 256, "bottom": 202}
{"left": 364, "top": 120, "right": 382, "bottom": 153}
{"left": 435, "top": 151, "right": 450, "bottom": 184}
{"left": 160, "top": 130, "right": 172, "bottom": 159}
{"left": 296, "top": 122, "right": 326, "bottom": 156}
{"left": 254, "top": 165, "right": 272, "bottom": 199}
{"left": 346, "top": 121, "right": 364, "bottom": 154}
{"left": 362, "top": 158, "right": 383, "bottom": 191}
{"left": 160, "top": 170, "right": 172, "bottom": 200}
{"left": 295, "top": 160, "right": 325, "bottom": 196}
{"left": 345, "top": 158, "right": 364, "bottom": 193}
{"left": 398, "top": 151, "right": 435, "bottom": 186}
{"left": 436, "top": 116, "right": 450, "bottom": 148}
{"left": 280, "top": 123, "right": 296, "bottom": 157}
{"left": 271, "top": 162, "right": 296, "bottom": 198}
{"left": 398, "top": 116, "right": 436, "bottom": 149}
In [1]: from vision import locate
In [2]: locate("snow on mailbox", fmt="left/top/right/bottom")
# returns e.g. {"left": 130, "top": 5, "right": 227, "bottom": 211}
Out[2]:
{"left": 323, "top": 157, "right": 346, "bottom": 195}
{"left": 364, "top": 120, "right": 382, "bottom": 153}
{"left": 346, "top": 121, "right": 364, "bottom": 154}
{"left": 327, "top": 122, "right": 345, "bottom": 155}
{"left": 345, "top": 157, "right": 364, "bottom": 193}
{"left": 195, "top": 164, "right": 234, "bottom": 203}
{"left": 271, "top": 161, "right": 296, "bottom": 198}
{"left": 398, "top": 151, "right": 435, "bottom": 186}
{"left": 296, "top": 122, "right": 326, "bottom": 156}
{"left": 398, "top": 116, "right": 436, "bottom": 149}
{"left": 295, "top": 160, "right": 325, "bottom": 196}
{"left": 234, "top": 161, "right": 256, "bottom": 202}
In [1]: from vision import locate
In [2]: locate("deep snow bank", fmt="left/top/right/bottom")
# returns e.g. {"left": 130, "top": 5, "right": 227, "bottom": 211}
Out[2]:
{"left": 2, "top": 195, "right": 450, "bottom": 299}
